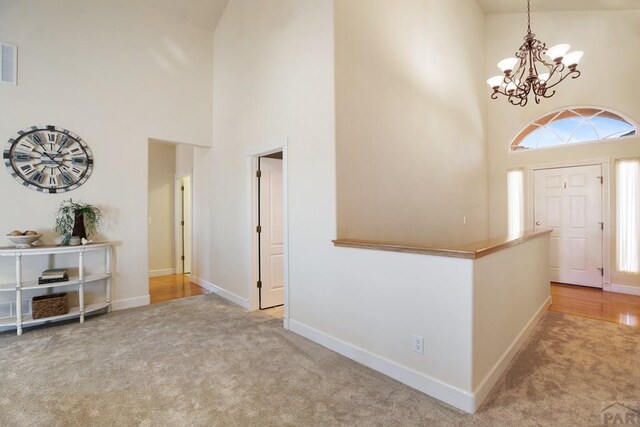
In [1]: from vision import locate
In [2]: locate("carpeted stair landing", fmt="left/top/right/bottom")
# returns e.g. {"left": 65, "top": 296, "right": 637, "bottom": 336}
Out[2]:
{"left": 0, "top": 293, "right": 638, "bottom": 426}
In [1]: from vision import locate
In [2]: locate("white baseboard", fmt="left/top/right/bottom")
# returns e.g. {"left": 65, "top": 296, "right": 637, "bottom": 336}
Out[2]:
{"left": 610, "top": 283, "right": 640, "bottom": 296}
{"left": 149, "top": 268, "right": 176, "bottom": 278}
{"left": 111, "top": 295, "right": 150, "bottom": 311}
{"left": 288, "top": 295, "right": 551, "bottom": 415}
{"left": 191, "top": 275, "right": 250, "bottom": 310}
{"left": 288, "top": 319, "right": 476, "bottom": 414}
{"left": 472, "top": 295, "right": 551, "bottom": 410}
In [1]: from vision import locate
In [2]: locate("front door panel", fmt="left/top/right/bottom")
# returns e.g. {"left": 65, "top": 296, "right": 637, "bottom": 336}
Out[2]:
{"left": 534, "top": 165, "right": 603, "bottom": 288}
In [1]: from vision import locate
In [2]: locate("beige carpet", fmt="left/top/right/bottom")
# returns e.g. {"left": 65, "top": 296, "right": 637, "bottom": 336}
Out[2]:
{"left": 0, "top": 293, "right": 638, "bottom": 426}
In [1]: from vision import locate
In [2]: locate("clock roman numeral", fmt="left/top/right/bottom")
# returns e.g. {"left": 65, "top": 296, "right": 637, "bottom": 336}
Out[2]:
{"left": 47, "top": 133, "right": 56, "bottom": 142}
{"left": 60, "top": 171, "right": 74, "bottom": 185}
{"left": 13, "top": 153, "right": 31, "bottom": 162}
{"left": 32, "top": 171, "right": 44, "bottom": 184}
{"left": 17, "top": 141, "right": 34, "bottom": 152}
{"left": 30, "top": 133, "right": 43, "bottom": 144}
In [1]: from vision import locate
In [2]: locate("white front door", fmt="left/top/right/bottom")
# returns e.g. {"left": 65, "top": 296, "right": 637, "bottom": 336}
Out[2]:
{"left": 534, "top": 165, "right": 603, "bottom": 288}
{"left": 259, "top": 158, "right": 284, "bottom": 308}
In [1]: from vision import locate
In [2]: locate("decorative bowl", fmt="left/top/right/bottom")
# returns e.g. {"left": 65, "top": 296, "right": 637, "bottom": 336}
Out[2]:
{"left": 6, "top": 234, "right": 43, "bottom": 248}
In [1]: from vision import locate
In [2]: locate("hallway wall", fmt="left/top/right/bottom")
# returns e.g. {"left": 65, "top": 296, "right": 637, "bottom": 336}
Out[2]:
{"left": 148, "top": 142, "right": 176, "bottom": 277}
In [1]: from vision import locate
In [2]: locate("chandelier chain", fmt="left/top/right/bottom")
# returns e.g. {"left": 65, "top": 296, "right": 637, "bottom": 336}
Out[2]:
{"left": 527, "top": 0, "right": 531, "bottom": 33}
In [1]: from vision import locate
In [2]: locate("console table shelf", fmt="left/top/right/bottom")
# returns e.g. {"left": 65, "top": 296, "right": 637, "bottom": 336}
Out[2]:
{"left": 0, "top": 273, "right": 111, "bottom": 292}
{"left": 0, "top": 302, "right": 110, "bottom": 327}
{"left": 0, "top": 243, "right": 112, "bottom": 335}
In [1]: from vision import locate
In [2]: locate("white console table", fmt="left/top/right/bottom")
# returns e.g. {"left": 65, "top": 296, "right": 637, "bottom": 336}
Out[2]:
{"left": 0, "top": 243, "right": 112, "bottom": 335}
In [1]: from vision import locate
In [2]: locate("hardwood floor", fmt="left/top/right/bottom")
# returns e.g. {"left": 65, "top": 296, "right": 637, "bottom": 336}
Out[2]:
{"left": 148, "top": 275, "right": 640, "bottom": 328}
{"left": 149, "top": 274, "right": 209, "bottom": 304}
{"left": 549, "top": 282, "right": 640, "bottom": 327}
{"left": 262, "top": 306, "right": 284, "bottom": 319}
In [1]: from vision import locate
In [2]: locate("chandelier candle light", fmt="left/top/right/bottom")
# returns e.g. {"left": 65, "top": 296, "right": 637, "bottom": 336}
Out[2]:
{"left": 487, "top": 0, "right": 583, "bottom": 107}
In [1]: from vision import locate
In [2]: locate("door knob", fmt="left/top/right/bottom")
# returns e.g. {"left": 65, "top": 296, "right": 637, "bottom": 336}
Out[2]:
{"left": 535, "top": 221, "right": 541, "bottom": 226}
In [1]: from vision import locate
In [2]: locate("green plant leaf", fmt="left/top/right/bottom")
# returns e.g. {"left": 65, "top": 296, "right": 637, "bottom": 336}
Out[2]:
{"left": 54, "top": 198, "right": 102, "bottom": 245}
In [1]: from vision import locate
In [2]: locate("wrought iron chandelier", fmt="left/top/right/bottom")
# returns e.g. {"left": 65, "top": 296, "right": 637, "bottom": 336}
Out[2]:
{"left": 487, "top": 0, "right": 583, "bottom": 107}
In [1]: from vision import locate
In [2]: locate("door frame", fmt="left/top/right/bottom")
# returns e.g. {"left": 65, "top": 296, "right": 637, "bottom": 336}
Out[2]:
{"left": 174, "top": 173, "right": 193, "bottom": 275}
{"left": 525, "top": 158, "right": 611, "bottom": 290}
{"left": 248, "top": 141, "right": 289, "bottom": 327}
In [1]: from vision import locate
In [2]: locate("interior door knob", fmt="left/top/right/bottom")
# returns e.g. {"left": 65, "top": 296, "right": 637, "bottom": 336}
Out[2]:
{"left": 535, "top": 221, "right": 541, "bottom": 226}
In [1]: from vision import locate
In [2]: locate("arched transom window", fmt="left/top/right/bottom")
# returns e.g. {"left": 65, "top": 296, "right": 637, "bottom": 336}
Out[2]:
{"left": 511, "top": 107, "right": 637, "bottom": 151}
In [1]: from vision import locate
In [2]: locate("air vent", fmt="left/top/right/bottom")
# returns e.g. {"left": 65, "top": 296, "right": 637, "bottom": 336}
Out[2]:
{"left": 1, "top": 43, "right": 17, "bottom": 85}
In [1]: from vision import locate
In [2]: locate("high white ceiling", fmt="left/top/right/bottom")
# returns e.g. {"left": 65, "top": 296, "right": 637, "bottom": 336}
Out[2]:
{"left": 478, "top": 0, "right": 640, "bottom": 14}
{"left": 139, "top": 1, "right": 639, "bottom": 27}
{"left": 138, "top": 0, "right": 230, "bottom": 31}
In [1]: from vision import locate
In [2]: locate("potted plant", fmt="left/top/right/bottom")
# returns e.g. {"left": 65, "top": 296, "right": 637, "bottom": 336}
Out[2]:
{"left": 54, "top": 199, "right": 102, "bottom": 245}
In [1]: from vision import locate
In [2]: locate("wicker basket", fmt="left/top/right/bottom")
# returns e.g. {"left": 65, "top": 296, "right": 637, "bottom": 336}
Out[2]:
{"left": 32, "top": 293, "right": 69, "bottom": 319}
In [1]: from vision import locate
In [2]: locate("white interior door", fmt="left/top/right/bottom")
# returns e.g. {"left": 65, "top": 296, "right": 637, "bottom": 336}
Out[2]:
{"left": 533, "top": 165, "right": 603, "bottom": 288}
{"left": 175, "top": 176, "right": 192, "bottom": 275}
{"left": 181, "top": 176, "right": 191, "bottom": 274}
{"left": 259, "top": 158, "right": 284, "bottom": 308}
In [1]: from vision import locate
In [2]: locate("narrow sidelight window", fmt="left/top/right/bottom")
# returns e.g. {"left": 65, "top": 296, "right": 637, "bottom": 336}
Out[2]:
{"left": 617, "top": 159, "right": 640, "bottom": 273}
{"left": 508, "top": 169, "right": 524, "bottom": 236}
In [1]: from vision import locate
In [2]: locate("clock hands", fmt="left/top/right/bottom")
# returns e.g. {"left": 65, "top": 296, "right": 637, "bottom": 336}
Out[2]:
{"left": 28, "top": 138, "right": 80, "bottom": 166}
{"left": 54, "top": 142, "right": 67, "bottom": 156}
{"left": 38, "top": 148, "right": 71, "bottom": 166}
{"left": 42, "top": 152, "right": 57, "bottom": 162}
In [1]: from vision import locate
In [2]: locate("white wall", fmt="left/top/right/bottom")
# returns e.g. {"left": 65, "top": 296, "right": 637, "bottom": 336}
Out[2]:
{"left": 472, "top": 234, "right": 550, "bottom": 402}
{"left": 191, "top": 0, "right": 493, "bottom": 413}
{"left": 0, "top": 0, "right": 213, "bottom": 309}
{"left": 195, "top": 0, "right": 487, "bottom": 295}
{"left": 148, "top": 142, "right": 176, "bottom": 276}
{"left": 486, "top": 10, "right": 640, "bottom": 289}
{"left": 335, "top": 0, "right": 488, "bottom": 246}
{"left": 192, "top": 0, "right": 338, "bottom": 305}
{"left": 176, "top": 144, "right": 194, "bottom": 178}
{"left": 291, "top": 249, "right": 476, "bottom": 409}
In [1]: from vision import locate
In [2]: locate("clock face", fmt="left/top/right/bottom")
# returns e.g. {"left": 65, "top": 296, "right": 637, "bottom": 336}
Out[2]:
{"left": 3, "top": 125, "right": 93, "bottom": 193}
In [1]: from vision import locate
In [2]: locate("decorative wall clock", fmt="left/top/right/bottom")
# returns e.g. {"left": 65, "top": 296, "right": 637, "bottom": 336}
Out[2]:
{"left": 3, "top": 125, "right": 94, "bottom": 193}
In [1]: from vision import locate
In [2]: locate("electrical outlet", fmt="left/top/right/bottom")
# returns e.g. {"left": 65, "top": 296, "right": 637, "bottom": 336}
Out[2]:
{"left": 413, "top": 335, "right": 424, "bottom": 354}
